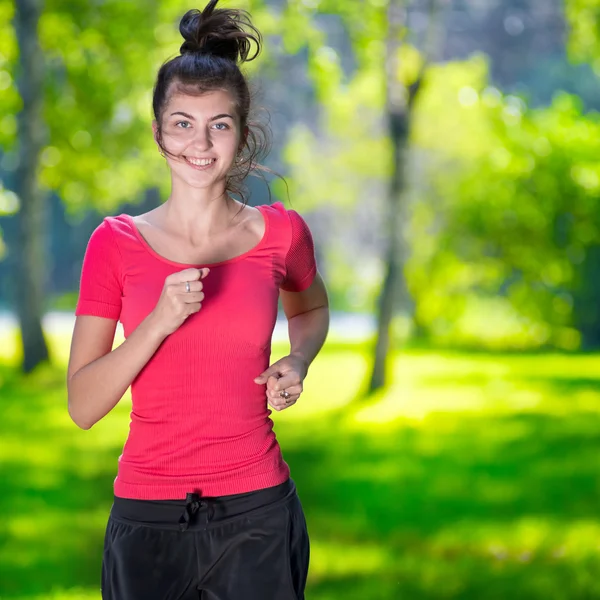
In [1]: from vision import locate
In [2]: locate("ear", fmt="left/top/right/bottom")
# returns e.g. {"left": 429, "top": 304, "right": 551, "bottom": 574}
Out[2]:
{"left": 152, "top": 120, "right": 160, "bottom": 145}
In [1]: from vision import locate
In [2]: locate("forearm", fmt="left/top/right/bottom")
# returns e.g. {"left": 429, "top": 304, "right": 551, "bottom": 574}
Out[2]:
{"left": 287, "top": 306, "right": 330, "bottom": 371}
{"left": 68, "top": 315, "right": 166, "bottom": 430}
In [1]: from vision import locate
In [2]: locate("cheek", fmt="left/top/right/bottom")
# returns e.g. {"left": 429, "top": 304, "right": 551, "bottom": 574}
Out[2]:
{"left": 161, "top": 131, "right": 189, "bottom": 153}
{"left": 217, "top": 134, "right": 242, "bottom": 158}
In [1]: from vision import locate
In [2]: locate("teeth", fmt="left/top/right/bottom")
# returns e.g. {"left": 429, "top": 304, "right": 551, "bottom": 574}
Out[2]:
{"left": 187, "top": 157, "right": 215, "bottom": 166}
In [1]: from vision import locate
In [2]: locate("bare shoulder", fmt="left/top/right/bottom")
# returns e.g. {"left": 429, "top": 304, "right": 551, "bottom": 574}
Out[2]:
{"left": 236, "top": 203, "right": 266, "bottom": 237}
{"left": 131, "top": 208, "right": 160, "bottom": 228}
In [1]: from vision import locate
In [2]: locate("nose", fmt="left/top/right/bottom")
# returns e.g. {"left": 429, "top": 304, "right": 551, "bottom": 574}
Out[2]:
{"left": 192, "top": 125, "right": 213, "bottom": 152}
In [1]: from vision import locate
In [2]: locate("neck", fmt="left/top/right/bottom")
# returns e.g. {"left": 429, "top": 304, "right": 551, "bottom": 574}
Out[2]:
{"left": 160, "top": 176, "right": 242, "bottom": 239}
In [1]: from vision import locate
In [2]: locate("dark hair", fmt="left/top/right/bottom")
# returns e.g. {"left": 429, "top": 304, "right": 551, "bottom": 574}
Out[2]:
{"left": 153, "top": 1, "right": 271, "bottom": 204}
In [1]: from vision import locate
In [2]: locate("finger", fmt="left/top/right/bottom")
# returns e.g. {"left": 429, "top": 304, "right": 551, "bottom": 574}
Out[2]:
{"left": 270, "top": 391, "right": 300, "bottom": 407}
{"left": 269, "top": 384, "right": 302, "bottom": 399}
{"left": 268, "top": 396, "right": 297, "bottom": 411}
{"left": 254, "top": 365, "right": 281, "bottom": 384}
{"left": 271, "top": 373, "right": 300, "bottom": 392}
{"left": 178, "top": 280, "right": 204, "bottom": 294}
{"left": 180, "top": 281, "right": 204, "bottom": 293}
{"left": 167, "top": 267, "right": 210, "bottom": 285}
{"left": 181, "top": 292, "right": 205, "bottom": 304}
{"left": 185, "top": 302, "right": 202, "bottom": 315}
{"left": 177, "top": 268, "right": 203, "bottom": 281}
{"left": 268, "top": 383, "right": 301, "bottom": 407}
{"left": 266, "top": 374, "right": 282, "bottom": 391}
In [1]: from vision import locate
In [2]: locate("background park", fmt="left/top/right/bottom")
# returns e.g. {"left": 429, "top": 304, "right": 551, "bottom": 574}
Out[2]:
{"left": 2, "top": 0, "right": 600, "bottom": 598}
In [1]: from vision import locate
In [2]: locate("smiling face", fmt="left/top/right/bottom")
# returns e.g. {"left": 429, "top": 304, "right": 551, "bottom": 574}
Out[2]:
{"left": 154, "top": 88, "right": 243, "bottom": 191}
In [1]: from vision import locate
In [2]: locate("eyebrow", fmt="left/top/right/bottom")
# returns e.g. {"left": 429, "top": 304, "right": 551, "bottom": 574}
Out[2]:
{"left": 169, "top": 111, "right": 234, "bottom": 121}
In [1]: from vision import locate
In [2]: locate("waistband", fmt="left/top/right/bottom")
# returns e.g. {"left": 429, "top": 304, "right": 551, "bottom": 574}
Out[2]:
{"left": 110, "top": 478, "right": 295, "bottom": 532}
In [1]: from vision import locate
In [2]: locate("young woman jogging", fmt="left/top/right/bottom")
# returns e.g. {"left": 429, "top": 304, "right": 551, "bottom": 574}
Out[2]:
{"left": 67, "top": 2, "right": 329, "bottom": 598}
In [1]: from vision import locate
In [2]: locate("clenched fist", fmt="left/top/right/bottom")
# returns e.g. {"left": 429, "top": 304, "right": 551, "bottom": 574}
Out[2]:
{"left": 148, "top": 267, "right": 210, "bottom": 337}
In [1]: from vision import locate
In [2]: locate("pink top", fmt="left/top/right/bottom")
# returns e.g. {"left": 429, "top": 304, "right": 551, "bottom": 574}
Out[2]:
{"left": 75, "top": 201, "right": 317, "bottom": 500}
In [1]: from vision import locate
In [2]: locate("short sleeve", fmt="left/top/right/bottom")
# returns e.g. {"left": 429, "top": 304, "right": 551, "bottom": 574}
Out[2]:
{"left": 75, "top": 219, "right": 123, "bottom": 320}
{"left": 280, "top": 209, "right": 317, "bottom": 292}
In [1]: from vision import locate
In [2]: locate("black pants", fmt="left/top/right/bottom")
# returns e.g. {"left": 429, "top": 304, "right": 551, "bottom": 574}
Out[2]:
{"left": 101, "top": 479, "right": 309, "bottom": 600}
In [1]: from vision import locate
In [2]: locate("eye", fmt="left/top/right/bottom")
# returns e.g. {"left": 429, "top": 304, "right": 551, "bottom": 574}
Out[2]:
{"left": 175, "top": 121, "right": 192, "bottom": 129}
{"left": 212, "top": 122, "right": 230, "bottom": 131}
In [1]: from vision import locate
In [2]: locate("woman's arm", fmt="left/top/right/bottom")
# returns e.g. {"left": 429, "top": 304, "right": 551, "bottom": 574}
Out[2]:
{"left": 280, "top": 271, "right": 330, "bottom": 371}
{"left": 67, "top": 267, "right": 207, "bottom": 430}
{"left": 67, "top": 314, "right": 166, "bottom": 430}
{"left": 254, "top": 273, "right": 329, "bottom": 410}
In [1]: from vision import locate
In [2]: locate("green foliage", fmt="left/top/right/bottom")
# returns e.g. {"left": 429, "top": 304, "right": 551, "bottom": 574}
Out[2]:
{"left": 564, "top": 0, "right": 600, "bottom": 68}
{"left": 315, "top": 0, "right": 387, "bottom": 71}
{"left": 0, "top": 2, "right": 19, "bottom": 149}
{"left": 410, "top": 58, "right": 600, "bottom": 350}
{"left": 2, "top": 0, "right": 598, "bottom": 350}
{"left": 0, "top": 0, "right": 274, "bottom": 214}
{"left": 278, "top": 8, "right": 600, "bottom": 348}
{"left": 2, "top": 0, "right": 162, "bottom": 211}
{"left": 2, "top": 337, "right": 600, "bottom": 599}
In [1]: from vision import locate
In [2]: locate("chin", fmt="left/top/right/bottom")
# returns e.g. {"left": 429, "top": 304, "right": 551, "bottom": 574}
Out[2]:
{"left": 176, "top": 171, "right": 226, "bottom": 189}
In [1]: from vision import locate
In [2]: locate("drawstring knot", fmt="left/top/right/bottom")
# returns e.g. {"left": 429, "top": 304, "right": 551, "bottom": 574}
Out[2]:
{"left": 178, "top": 492, "right": 207, "bottom": 531}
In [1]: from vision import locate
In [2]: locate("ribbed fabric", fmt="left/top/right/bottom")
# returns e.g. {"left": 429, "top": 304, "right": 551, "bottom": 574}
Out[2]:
{"left": 75, "top": 202, "right": 317, "bottom": 500}
{"left": 280, "top": 209, "right": 318, "bottom": 292}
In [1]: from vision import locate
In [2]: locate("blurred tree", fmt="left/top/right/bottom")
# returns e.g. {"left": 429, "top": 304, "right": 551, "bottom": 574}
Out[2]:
{"left": 369, "top": 0, "right": 444, "bottom": 393}
{"left": 406, "top": 53, "right": 600, "bottom": 350}
{"left": 2, "top": 0, "right": 169, "bottom": 370}
{"left": 12, "top": 0, "right": 49, "bottom": 372}
{"left": 280, "top": 0, "right": 600, "bottom": 353}
{"left": 405, "top": 1, "right": 600, "bottom": 350}
{"left": 0, "top": 0, "right": 271, "bottom": 371}
{"left": 279, "top": 0, "right": 445, "bottom": 392}
{"left": 564, "top": 0, "right": 600, "bottom": 69}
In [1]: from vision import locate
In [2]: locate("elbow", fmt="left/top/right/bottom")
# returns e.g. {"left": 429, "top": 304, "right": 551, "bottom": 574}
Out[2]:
{"left": 67, "top": 392, "right": 94, "bottom": 430}
{"left": 68, "top": 407, "right": 93, "bottom": 430}
{"left": 289, "top": 304, "right": 329, "bottom": 320}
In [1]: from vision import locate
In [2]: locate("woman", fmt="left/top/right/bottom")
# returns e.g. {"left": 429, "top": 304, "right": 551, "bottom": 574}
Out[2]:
{"left": 67, "top": 2, "right": 329, "bottom": 598}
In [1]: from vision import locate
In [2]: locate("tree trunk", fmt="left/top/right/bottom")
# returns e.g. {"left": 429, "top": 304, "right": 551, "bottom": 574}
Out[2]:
{"left": 14, "top": 0, "right": 50, "bottom": 372}
{"left": 574, "top": 244, "right": 600, "bottom": 350}
{"left": 368, "top": 0, "right": 411, "bottom": 394}
{"left": 368, "top": 0, "right": 442, "bottom": 394}
{"left": 369, "top": 110, "right": 408, "bottom": 392}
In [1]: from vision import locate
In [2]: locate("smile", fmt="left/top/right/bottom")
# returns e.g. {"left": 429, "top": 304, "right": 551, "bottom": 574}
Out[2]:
{"left": 184, "top": 156, "right": 217, "bottom": 169}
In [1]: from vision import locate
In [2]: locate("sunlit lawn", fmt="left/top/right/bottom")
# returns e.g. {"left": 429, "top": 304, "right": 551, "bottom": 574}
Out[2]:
{"left": 1, "top": 328, "right": 600, "bottom": 599}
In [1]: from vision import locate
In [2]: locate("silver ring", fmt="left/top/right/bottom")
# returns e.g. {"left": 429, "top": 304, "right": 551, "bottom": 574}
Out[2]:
{"left": 279, "top": 390, "right": 291, "bottom": 400}
{"left": 185, "top": 281, "right": 191, "bottom": 293}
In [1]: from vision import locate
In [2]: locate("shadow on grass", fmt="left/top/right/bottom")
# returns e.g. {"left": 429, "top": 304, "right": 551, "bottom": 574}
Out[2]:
{"left": 276, "top": 408, "right": 600, "bottom": 599}
{"left": 0, "top": 364, "right": 117, "bottom": 597}
{"left": 274, "top": 362, "right": 600, "bottom": 599}
{"left": 2, "top": 356, "right": 600, "bottom": 599}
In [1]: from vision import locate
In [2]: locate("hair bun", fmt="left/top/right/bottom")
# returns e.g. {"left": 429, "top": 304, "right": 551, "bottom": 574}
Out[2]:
{"left": 179, "top": 1, "right": 261, "bottom": 63}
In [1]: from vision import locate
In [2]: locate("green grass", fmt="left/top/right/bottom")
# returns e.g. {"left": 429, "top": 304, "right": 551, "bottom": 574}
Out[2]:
{"left": 1, "top": 333, "right": 600, "bottom": 599}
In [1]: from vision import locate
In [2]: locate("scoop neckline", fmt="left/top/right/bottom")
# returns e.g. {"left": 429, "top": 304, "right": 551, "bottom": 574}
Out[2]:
{"left": 122, "top": 203, "right": 272, "bottom": 268}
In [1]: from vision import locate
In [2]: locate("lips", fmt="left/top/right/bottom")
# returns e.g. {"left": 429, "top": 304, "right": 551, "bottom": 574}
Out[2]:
{"left": 184, "top": 156, "right": 217, "bottom": 170}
